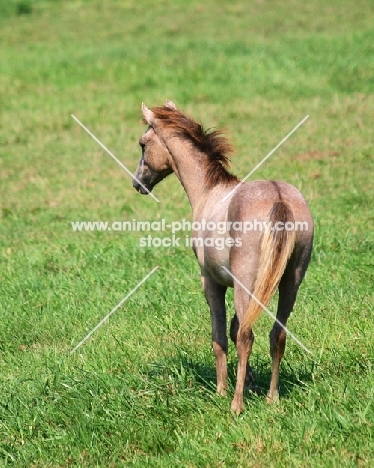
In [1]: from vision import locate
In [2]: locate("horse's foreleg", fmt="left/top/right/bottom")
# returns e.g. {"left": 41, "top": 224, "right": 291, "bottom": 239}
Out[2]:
{"left": 201, "top": 274, "right": 228, "bottom": 395}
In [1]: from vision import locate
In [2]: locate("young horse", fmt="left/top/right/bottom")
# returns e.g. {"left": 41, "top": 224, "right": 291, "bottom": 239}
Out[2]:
{"left": 133, "top": 100, "right": 314, "bottom": 414}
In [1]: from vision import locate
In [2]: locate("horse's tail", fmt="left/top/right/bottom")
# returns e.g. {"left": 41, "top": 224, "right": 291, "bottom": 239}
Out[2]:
{"left": 240, "top": 201, "right": 296, "bottom": 335}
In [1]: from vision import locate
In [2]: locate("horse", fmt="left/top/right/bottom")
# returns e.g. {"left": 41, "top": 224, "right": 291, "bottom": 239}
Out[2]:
{"left": 133, "top": 100, "right": 314, "bottom": 414}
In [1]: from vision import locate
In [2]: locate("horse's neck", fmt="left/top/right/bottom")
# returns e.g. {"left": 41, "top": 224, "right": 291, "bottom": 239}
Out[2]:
{"left": 164, "top": 137, "right": 208, "bottom": 210}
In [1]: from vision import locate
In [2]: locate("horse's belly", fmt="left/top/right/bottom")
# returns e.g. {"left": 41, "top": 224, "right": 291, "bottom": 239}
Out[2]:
{"left": 192, "top": 233, "right": 234, "bottom": 287}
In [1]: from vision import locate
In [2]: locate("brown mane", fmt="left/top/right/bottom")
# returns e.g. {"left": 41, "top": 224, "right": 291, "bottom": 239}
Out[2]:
{"left": 147, "top": 106, "right": 239, "bottom": 188}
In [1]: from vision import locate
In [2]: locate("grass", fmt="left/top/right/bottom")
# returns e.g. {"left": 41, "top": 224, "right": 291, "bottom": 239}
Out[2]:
{"left": 0, "top": 0, "right": 373, "bottom": 466}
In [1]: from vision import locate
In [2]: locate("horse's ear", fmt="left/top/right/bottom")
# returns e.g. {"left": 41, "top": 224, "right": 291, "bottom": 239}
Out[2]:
{"left": 142, "top": 103, "right": 154, "bottom": 125}
{"left": 166, "top": 99, "right": 177, "bottom": 110}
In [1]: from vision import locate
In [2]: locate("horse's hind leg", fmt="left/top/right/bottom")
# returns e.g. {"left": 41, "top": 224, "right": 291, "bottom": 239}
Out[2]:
{"left": 201, "top": 274, "right": 228, "bottom": 395}
{"left": 267, "top": 252, "right": 311, "bottom": 403}
{"left": 230, "top": 315, "right": 256, "bottom": 390}
{"left": 230, "top": 283, "right": 256, "bottom": 414}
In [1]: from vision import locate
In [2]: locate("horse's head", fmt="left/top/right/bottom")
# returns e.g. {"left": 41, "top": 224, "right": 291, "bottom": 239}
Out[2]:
{"left": 132, "top": 101, "right": 176, "bottom": 194}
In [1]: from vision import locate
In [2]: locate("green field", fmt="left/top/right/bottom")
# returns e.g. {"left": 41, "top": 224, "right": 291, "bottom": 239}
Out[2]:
{"left": 0, "top": 0, "right": 373, "bottom": 466}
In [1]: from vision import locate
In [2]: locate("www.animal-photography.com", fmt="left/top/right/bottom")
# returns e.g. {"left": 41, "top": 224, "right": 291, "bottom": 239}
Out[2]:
{"left": 1, "top": 1, "right": 373, "bottom": 466}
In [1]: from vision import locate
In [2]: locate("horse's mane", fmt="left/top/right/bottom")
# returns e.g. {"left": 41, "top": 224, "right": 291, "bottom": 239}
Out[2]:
{"left": 146, "top": 106, "right": 239, "bottom": 188}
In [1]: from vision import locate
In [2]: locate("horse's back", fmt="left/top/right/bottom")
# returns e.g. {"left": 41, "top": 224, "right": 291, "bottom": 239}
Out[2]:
{"left": 228, "top": 179, "right": 314, "bottom": 253}
{"left": 229, "top": 179, "right": 313, "bottom": 226}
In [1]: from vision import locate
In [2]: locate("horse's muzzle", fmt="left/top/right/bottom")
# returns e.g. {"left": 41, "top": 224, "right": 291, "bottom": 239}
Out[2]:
{"left": 132, "top": 178, "right": 151, "bottom": 195}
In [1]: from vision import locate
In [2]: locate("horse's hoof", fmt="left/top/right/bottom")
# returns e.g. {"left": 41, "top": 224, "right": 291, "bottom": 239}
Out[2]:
{"left": 266, "top": 391, "right": 279, "bottom": 404}
{"left": 248, "top": 383, "right": 261, "bottom": 396}
{"left": 230, "top": 399, "right": 244, "bottom": 415}
{"left": 216, "top": 387, "right": 227, "bottom": 397}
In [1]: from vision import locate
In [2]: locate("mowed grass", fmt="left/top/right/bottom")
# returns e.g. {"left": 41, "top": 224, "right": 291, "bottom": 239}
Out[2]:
{"left": 0, "top": 0, "right": 373, "bottom": 466}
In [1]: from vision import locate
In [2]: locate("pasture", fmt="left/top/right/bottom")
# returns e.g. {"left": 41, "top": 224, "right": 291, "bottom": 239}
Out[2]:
{"left": 0, "top": 0, "right": 373, "bottom": 466}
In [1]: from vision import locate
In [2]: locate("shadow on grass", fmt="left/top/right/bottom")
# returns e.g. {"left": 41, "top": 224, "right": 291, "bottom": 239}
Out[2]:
{"left": 250, "top": 355, "right": 315, "bottom": 399}
{"left": 146, "top": 352, "right": 315, "bottom": 402}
